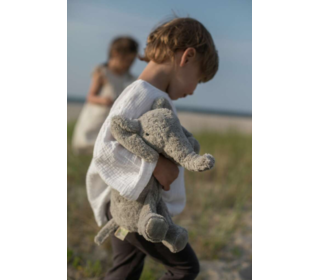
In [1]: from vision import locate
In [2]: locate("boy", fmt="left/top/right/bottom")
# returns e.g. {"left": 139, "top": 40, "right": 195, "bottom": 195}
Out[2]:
{"left": 87, "top": 17, "right": 219, "bottom": 280}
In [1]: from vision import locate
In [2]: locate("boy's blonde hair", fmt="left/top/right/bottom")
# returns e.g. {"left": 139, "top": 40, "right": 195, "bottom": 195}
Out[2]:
{"left": 141, "top": 18, "right": 219, "bottom": 83}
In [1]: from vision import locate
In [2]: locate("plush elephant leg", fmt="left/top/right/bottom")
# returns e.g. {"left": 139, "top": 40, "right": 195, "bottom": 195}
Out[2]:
{"left": 138, "top": 184, "right": 169, "bottom": 242}
{"left": 94, "top": 218, "right": 119, "bottom": 245}
{"left": 157, "top": 199, "right": 188, "bottom": 253}
{"left": 182, "top": 126, "right": 200, "bottom": 154}
{"left": 187, "top": 137, "right": 200, "bottom": 154}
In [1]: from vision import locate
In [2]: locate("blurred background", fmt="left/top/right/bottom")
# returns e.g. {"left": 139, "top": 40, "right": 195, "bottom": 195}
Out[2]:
{"left": 67, "top": 0, "right": 252, "bottom": 279}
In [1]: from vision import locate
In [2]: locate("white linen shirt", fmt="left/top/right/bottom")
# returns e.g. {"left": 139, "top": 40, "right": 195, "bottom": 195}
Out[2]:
{"left": 86, "top": 80, "right": 186, "bottom": 226}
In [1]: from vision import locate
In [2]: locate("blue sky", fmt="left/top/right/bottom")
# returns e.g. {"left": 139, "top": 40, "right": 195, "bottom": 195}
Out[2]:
{"left": 68, "top": 0, "right": 252, "bottom": 113}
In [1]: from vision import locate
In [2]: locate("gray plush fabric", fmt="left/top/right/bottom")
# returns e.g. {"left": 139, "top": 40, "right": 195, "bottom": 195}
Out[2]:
{"left": 94, "top": 98, "right": 215, "bottom": 253}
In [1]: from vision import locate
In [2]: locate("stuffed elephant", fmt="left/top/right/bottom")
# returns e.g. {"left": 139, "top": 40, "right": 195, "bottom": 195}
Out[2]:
{"left": 94, "top": 98, "right": 215, "bottom": 253}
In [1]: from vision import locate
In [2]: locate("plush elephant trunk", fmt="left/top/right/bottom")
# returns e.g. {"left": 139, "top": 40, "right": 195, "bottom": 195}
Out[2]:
{"left": 164, "top": 135, "right": 215, "bottom": 172}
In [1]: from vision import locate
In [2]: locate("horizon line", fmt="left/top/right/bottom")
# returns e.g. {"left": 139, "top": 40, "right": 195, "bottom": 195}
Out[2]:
{"left": 67, "top": 95, "right": 252, "bottom": 118}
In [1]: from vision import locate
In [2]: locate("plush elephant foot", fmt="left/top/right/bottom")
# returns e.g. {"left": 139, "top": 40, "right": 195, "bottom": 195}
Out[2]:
{"left": 139, "top": 213, "right": 169, "bottom": 242}
{"left": 195, "top": 154, "right": 215, "bottom": 172}
{"left": 162, "top": 225, "right": 188, "bottom": 253}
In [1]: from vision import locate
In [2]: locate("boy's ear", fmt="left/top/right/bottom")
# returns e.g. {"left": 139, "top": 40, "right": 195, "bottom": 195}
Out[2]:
{"left": 180, "top": 48, "right": 196, "bottom": 67}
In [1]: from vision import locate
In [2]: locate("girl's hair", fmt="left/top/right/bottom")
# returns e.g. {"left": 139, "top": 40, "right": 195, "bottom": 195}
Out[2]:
{"left": 140, "top": 17, "right": 219, "bottom": 83}
{"left": 98, "top": 37, "right": 138, "bottom": 75}
{"left": 108, "top": 37, "right": 139, "bottom": 58}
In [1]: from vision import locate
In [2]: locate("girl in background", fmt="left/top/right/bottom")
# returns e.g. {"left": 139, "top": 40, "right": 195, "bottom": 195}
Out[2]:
{"left": 72, "top": 37, "right": 138, "bottom": 154}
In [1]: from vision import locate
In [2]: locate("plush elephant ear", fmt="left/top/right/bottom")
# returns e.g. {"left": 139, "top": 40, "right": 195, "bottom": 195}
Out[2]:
{"left": 151, "top": 98, "right": 172, "bottom": 111}
{"left": 182, "top": 126, "right": 201, "bottom": 154}
{"left": 111, "top": 116, "right": 159, "bottom": 163}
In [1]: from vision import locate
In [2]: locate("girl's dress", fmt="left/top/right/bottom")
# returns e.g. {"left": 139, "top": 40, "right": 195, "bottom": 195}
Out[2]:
{"left": 72, "top": 65, "right": 135, "bottom": 154}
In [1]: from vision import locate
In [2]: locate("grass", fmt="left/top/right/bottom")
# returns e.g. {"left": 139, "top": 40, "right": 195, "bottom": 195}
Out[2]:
{"left": 67, "top": 122, "right": 252, "bottom": 279}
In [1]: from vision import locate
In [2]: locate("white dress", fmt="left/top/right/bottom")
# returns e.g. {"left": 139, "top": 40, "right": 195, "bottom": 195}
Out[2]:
{"left": 72, "top": 66, "right": 136, "bottom": 154}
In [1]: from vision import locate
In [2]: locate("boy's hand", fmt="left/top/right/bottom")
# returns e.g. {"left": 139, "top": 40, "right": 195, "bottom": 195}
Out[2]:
{"left": 153, "top": 155, "right": 179, "bottom": 191}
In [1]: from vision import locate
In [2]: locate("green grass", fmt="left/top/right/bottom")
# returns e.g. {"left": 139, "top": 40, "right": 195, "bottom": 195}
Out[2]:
{"left": 67, "top": 122, "right": 252, "bottom": 279}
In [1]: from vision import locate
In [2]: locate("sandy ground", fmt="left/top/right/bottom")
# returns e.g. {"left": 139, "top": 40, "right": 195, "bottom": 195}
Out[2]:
{"left": 68, "top": 103, "right": 252, "bottom": 134}
{"left": 199, "top": 211, "right": 252, "bottom": 280}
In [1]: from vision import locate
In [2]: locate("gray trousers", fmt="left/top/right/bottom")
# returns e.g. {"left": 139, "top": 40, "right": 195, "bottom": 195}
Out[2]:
{"left": 104, "top": 202, "right": 200, "bottom": 280}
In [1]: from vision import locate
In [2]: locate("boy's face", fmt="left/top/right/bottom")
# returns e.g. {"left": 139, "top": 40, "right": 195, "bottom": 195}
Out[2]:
{"left": 167, "top": 50, "right": 202, "bottom": 100}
